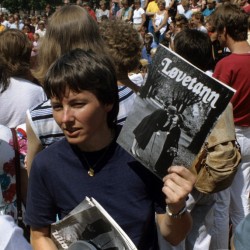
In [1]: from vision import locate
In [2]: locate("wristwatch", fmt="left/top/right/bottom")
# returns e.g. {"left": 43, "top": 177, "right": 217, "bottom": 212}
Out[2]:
{"left": 166, "top": 204, "right": 187, "bottom": 219}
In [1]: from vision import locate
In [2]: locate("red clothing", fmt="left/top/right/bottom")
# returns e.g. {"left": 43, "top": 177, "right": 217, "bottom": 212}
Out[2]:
{"left": 243, "top": 4, "right": 250, "bottom": 14}
{"left": 26, "top": 32, "right": 34, "bottom": 41}
{"left": 213, "top": 53, "right": 250, "bottom": 126}
{"left": 88, "top": 9, "right": 97, "bottom": 21}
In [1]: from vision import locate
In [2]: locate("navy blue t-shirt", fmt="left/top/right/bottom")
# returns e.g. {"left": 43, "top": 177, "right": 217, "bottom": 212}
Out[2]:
{"left": 25, "top": 132, "right": 166, "bottom": 249}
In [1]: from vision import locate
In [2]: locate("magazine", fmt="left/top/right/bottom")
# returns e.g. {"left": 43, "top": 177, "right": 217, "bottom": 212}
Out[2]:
{"left": 117, "top": 44, "right": 235, "bottom": 179}
{"left": 51, "top": 197, "right": 137, "bottom": 250}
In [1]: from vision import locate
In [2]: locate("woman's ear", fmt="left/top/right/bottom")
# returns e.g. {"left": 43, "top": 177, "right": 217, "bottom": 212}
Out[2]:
{"left": 104, "top": 103, "right": 114, "bottom": 112}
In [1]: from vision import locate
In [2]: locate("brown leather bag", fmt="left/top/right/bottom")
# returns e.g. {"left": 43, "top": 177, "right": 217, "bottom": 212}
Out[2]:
{"left": 190, "top": 104, "right": 241, "bottom": 194}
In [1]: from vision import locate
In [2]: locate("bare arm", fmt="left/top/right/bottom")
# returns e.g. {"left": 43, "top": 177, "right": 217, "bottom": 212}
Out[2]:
{"left": 152, "top": 13, "right": 157, "bottom": 29}
{"left": 146, "top": 11, "right": 155, "bottom": 17}
{"left": 143, "top": 0, "right": 149, "bottom": 9}
{"left": 30, "top": 226, "right": 57, "bottom": 250}
{"left": 25, "top": 115, "right": 43, "bottom": 175}
{"left": 156, "top": 166, "right": 196, "bottom": 245}
{"left": 138, "top": 12, "right": 146, "bottom": 31}
{"left": 146, "top": 4, "right": 155, "bottom": 17}
{"left": 127, "top": 8, "right": 133, "bottom": 22}
{"left": 166, "top": 0, "right": 175, "bottom": 9}
{"left": 155, "top": 11, "right": 169, "bottom": 32}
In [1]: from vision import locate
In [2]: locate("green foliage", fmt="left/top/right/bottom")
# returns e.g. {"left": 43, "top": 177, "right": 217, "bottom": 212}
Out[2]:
{"left": 1, "top": 0, "right": 63, "bottom": 13}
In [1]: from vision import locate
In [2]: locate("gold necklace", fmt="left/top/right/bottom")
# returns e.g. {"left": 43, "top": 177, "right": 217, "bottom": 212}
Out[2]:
{"left": 82, "top": 135, "right": 114, "bottom": 177}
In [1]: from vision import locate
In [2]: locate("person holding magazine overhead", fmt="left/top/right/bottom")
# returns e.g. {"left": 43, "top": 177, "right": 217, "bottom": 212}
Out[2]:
{"left": 25, "top": 49, "right": 196, "bottom": 250}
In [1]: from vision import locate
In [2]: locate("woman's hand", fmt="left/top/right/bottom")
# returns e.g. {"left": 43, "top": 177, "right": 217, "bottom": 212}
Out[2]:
{"left": 162, "top": 165, "right": 196, "bottom": 214}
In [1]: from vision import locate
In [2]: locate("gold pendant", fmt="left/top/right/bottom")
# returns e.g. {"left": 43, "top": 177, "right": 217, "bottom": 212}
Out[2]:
{"left": 88, "top": 168, "right": 95, "bottom": 177}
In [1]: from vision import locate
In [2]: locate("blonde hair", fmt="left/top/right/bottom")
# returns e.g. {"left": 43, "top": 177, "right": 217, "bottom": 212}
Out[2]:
{"left": 33, "top": 5, "right": 105, "bottom": 85}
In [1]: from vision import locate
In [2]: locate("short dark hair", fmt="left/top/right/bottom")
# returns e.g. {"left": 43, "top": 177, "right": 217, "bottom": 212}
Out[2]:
{"left": 43, "top": 49, "right": 119, "bottom": 129}
{"left": 174, "top": 29, "right": 213, "bottom": 71}
{"left": 211, "top": 3, "right": 248, "bottom": 41}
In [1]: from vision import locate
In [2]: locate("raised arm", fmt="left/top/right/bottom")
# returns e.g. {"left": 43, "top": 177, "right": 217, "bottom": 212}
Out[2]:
{"left": 156, "top": 165, "right": 196, "bottom": 245}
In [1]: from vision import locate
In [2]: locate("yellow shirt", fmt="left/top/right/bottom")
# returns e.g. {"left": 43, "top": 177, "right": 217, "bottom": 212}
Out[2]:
{"left": 0, "top": 25, "right": 5, "bottom": 32}
{"left": 146, "top": 1, "right": 159, "bottom": 18}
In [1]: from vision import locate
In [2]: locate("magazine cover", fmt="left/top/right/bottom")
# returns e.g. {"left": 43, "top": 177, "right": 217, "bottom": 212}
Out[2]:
{"left": 117, "top": 44, "right": 235, "bottom": 179}
{"left": 51, "top": 197, "right": 137, "bottom": 250}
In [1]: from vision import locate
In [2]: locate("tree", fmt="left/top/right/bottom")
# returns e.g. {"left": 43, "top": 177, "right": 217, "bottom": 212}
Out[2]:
{"left": 1, "top": 0, "right": 62, "bottom": 13}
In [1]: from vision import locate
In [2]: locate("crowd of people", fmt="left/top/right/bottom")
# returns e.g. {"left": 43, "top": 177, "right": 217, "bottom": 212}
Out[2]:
{"left": 0, "top": 0, "right": 250, "bottom": 249}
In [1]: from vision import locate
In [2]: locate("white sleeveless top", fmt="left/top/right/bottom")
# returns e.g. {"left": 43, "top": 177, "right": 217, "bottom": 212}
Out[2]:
{"left": 154, "top": 12, "right": 167, "bottom": 35}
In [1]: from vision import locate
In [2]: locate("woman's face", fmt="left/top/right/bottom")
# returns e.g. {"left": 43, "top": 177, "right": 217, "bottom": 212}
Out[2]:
{"left": 158, "top": 3, "right": 165, "bottom": 10}
{"left": 172, "top": 115, "right": 179, "bottom": 125}
{"left": 169, "top": 22, "right": 175, "bottom": 32}
{"left": 134, "top": 2, "right": 140, "bottom": 9}
{"left": 205, "top": 21, "right": 214, "bottom": 32}
{"left": 100, "top": 3, "right": 106, "bottom": 10}
{"left": 51, "top": 89, "right": 113, "bottom": 151}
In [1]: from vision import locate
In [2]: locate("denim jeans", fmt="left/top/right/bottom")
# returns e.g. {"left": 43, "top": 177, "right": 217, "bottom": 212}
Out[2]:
{"left": 211, "top": 126, "right": 250, "bottom": 250}
{"left": 158, "top": 189, "right": 215, "bottom": 250}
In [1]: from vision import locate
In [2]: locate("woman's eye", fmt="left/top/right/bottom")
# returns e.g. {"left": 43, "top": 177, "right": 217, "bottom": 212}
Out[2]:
{"left": 52, "top": 105, "right": 62, "bottom": 111}
{"left": 72, "top": 103, "right": 85, "bottom": 108}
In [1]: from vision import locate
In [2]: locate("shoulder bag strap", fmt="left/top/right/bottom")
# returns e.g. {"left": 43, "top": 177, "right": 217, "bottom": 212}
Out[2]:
{"left": 10, "top": 128, "right": 23, "bottom": 225}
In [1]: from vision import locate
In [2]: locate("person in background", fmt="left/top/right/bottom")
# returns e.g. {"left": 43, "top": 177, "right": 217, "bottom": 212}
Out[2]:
{"left": 99, "top": 20, "right": 142, "bottom": 124}
{"left": 63, "top": 0, "right": 70, "bottom": 5}
{"left": 22, "top": 25, "right": 34, "bottom": 41}
{"left": 0, "top": 14, "right": 6, "bottom": 32}
{"left": 30, "top": 33, "right": 41, "bottom": 69}
{"left": 120, "top": 0, "right": 133, "bottom": 22}
{"left": 36, "top": 20, "right": 46, "bottom": 38}
{"left": 189, "top": 0, "right": 202, "bottom": 12}
{"left": 177, "top": 0, "right": 193, "bottom": 20}
{"left": 231, "top": 213, "right": 250, "bottom": 250}
{"left": 44, "top": 4, "right": 53, "bottom": 17}
{"left": 159, "top": 28, "right": 239, "bottom": 250}
{"left": 95, "top": 0, "right": 110, "bottom": 23}
{"left": 30, "top": 15, "right": 40, "bottom": 32}
{"left": 190, "top": 11, "right": 207, "bottom": 32}
{"left": 25, "top": 48, "right": 196, "bottom": 250}
{"left": 0, "top": 29, "right": 46, "bottom": 128}
{"left": 0, "top": 13, "right": 9, "bottom": 28}
{"left": 153, "top": 0, "right": 169, "bottom": 44}
{"left": 202, "top": 0, "right": 216, "bottom": 17}
{"left": 6, "top": 15, "right": 16, "bottom": 29}
{"left": 132, "top": 0, "right": 146, "bottom": 31}
{"left": 205, "top": 15, "right": 225, "bottom": 68}
{"left": 110, "top": 0, "right": 121, "bottom": 20}
{"left": 31, "top": 33, "right": 40, "bottom": 57}
{"left": 162, "top": 14, "right": 189, "bottom": 50}
{"left": 83, "top": 2, "right": 97, "bottom": 21}
{"left": 240, "top": 0, "right": 250, "bottom": 13}
{"left": 163, "top": 20, "right": 176, "bottom": 48}
{"left": 23, "top": 17, "right": 35, "bottom": 34}
{"left": 76, "top": 0, "right": 83, "bottom": 6}
{"left": 146, "top": 0, "right": 159, "bottom": 34}
{"left": 211, "top": 3, "right": 250, "bottom": 249}
{"left": 141, "top": 32, "right": 158, "bottom": 64}
{"left": 12, "top": 13, "right": 24, "bottom": 30}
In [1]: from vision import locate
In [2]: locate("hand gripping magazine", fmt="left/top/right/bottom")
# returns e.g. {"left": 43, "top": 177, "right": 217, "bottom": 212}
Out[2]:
{"left": 51, "top": 197, "right": 137, "bottom": 250}
{"left": 117, "top": 44, "right": 236, "bottom": 180}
